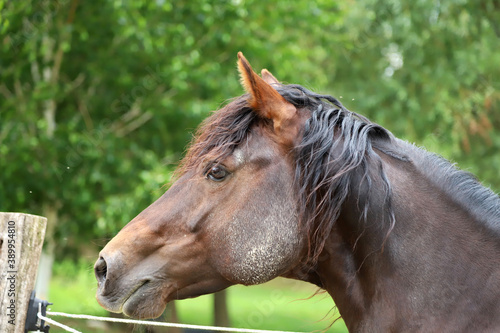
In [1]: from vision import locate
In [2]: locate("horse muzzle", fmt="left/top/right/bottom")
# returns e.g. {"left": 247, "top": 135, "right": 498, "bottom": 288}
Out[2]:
{"left": 94, "top": 252, "right": 165, "bottom": 318}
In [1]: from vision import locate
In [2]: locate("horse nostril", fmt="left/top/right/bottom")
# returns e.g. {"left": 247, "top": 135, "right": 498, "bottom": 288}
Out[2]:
{"left": 94, "top": 256, "right": 108, "bottom": 285}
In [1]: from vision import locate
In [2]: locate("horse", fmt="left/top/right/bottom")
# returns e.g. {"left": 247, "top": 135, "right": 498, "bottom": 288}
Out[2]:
{"left": 95, "top": 53, "right": 500, "bottom": 332}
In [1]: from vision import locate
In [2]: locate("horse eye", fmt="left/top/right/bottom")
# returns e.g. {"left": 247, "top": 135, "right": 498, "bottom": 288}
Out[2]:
{"left": 207, "top": 165, "right": 229, "bottom": 182}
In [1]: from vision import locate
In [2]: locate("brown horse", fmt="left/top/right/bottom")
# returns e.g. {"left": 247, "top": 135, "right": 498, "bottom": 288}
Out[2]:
{"left": 95, "top": 53, "right": 500, "bottom": 332}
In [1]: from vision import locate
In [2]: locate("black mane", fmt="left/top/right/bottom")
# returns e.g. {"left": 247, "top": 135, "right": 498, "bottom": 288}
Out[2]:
{"left": 403, "top": 142, "right": 500, "bottom": 230}
{"left": 278, "top": 85, "right": 396, "bottom": 265}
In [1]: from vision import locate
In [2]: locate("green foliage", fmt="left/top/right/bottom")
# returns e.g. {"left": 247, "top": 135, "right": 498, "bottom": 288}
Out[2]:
{"left": 332, "top": 0, "right": 500, "bottom": 187}
{"left": 1, "top": 0, "right": 499, "bottom": 254}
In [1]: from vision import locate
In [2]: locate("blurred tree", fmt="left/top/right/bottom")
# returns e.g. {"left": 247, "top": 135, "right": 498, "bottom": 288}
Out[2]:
{"left": 319, "top": 0, "right": 500, "bottom": 189}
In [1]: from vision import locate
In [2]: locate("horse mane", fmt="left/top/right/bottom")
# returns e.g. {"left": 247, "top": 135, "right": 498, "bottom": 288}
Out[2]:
{"left": 279, "top": 85, "right": 396, "bottom": 266}
{"left": 402, "top": 142, "right": 500, "bottom": 230}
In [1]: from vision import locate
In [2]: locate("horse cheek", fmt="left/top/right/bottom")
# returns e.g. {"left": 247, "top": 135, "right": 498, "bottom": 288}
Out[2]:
{"left": 214, "top": 188, "right": 301, "bottom": 285}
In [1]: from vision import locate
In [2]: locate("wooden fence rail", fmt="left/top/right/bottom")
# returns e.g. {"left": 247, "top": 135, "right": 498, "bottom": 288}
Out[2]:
{"left": 0, "top": 213, "right": 47, "bottom": 333}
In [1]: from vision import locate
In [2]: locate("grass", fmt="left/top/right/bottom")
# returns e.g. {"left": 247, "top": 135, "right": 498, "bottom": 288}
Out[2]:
{"left": 48, "top": 260, "right": 348, "bottom": 332}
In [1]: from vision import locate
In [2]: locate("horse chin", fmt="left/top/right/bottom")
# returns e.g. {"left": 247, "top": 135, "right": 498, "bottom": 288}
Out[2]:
{"left": 122, "top": 299, "right": 166, "bottom": 320}
{"left": 121, "top": 281, "right": 167, "bottom": 319}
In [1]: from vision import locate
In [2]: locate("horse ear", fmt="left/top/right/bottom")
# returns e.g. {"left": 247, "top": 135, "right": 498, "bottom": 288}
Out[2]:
{"left": 261, "top": 69, "right": 280, "bottom": 85}
{"left": 237, "top": 52, "right": 298, "bottom": 143}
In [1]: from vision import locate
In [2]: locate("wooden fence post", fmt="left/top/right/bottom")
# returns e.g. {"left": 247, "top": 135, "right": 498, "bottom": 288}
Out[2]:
{"left": 0, "top": 213, "right": 47, "bottom": 333}
{"left": 214, "top": 290, "right": 230, "bottom": 328}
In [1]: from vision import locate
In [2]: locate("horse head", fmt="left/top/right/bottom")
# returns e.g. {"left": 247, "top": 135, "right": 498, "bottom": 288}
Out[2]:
{"left": 95, "top": 53, "right": 309, "bottom": 319}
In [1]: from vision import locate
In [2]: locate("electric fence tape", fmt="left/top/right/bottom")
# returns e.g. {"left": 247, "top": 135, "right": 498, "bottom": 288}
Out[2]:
{"left": 38, "top": 307, "right": 308, "bottom": 333}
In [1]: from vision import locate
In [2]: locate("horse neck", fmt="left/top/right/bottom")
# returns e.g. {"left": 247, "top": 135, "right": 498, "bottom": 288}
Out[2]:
{"left": 310, "top": 149, "right": 500, "bottom": 332}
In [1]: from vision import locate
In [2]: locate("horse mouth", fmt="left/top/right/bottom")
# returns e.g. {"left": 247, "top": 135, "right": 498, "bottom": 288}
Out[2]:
{"left": 97, "top": 275, "right": 189, "bottom": 319}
